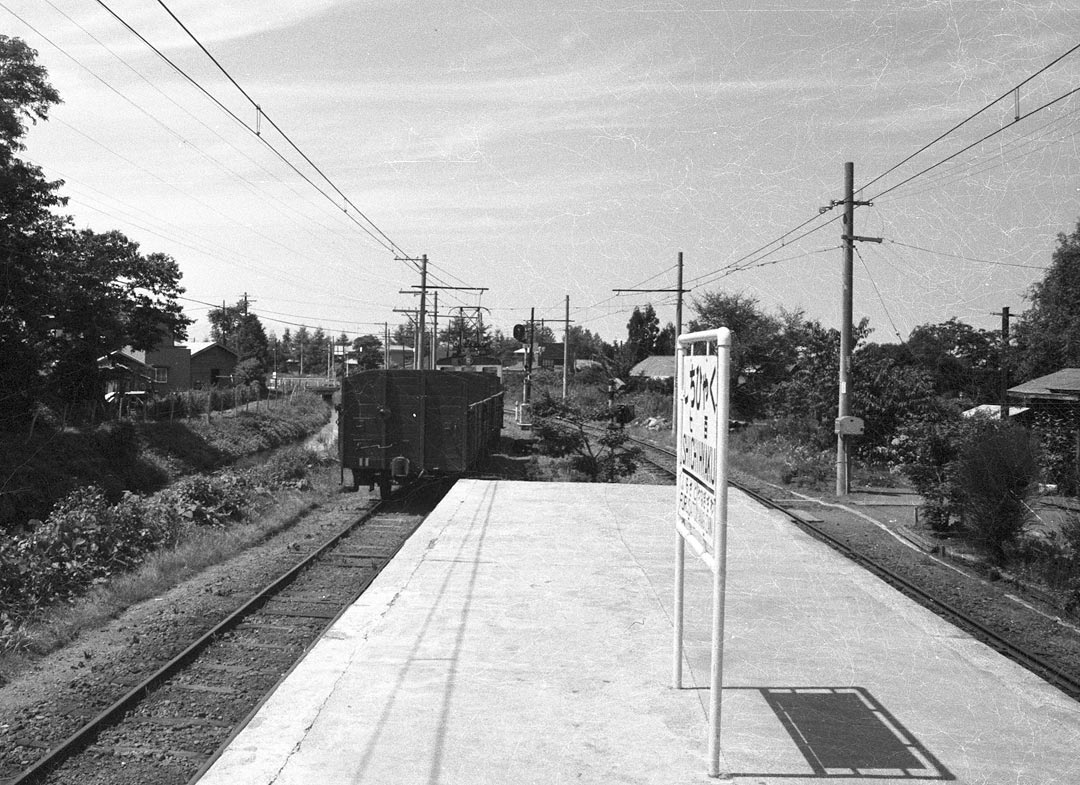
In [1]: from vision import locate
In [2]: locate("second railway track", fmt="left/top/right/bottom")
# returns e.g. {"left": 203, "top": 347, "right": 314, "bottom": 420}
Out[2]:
{"left": 621, "top": 428, "right": 1080, "bottom": 702}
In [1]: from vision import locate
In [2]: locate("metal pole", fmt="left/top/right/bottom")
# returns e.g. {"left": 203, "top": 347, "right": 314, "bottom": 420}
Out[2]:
{"left": 836, "top": 162, "right": 854, "bottom": 497}
{"left": 672, "top": 251, "right": 684, "bottom": 432}
{"left": 708, "top": 333, "right": 732, "bottom": 779}
{"left": 562, "top": 295, "right": 570, "bottom": 399}
{"left": 672, "top": 339, "right": 685, "bottom": 689}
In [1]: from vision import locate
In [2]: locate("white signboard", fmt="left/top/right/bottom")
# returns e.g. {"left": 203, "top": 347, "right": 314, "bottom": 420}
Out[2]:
{"left": 672, "top": 327, "right": 731, "bottom": 779}
{"left": 677, "top": 351, "right": 721, "bottom": 566}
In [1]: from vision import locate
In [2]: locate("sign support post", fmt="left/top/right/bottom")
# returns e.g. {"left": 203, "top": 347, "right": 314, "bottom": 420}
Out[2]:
{"left": 672, "top": 327, "right": 731, "bottom": 779}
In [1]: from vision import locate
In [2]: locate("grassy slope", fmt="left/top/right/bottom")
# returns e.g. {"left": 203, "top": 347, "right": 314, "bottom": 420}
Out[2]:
{"left": 0, "top": 393, "right": 331, "bottom": 529}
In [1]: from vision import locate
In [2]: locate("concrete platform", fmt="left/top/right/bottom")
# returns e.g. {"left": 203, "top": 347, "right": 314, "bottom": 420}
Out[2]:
{"left": 198, "top": 480, "right": 1080, "bottom": 784}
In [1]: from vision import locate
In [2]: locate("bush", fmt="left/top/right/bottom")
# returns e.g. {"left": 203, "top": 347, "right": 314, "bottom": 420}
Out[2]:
{"left": 895, "top": 412, "right": 1042, "bottom": 554}
{"left": 168, "top": 472, "right": 248, "bottom": 527}
{"left": 953, "top": 423, "right": 1040, "bottom": 563}
{"left": 0, "top": 451, "right": 325, "bottom": 628}
{"left": 892, "top": 412, "right": 974, "bottom": 532}
{"left": 531, "top": 394, "right": 641, "bottom": 482}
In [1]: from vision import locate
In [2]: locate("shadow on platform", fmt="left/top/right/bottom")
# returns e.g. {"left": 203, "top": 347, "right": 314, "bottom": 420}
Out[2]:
{"left": 731, "top": 686, "right": 954, "bottom": 780}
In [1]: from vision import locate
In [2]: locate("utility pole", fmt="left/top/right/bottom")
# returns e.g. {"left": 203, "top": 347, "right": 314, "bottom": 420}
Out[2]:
{"left": 525, "top": 307, "right": 535, "bottom": 404}
{"left": 392, "top": 308, "right": 419, "bottom": 369}
{"left": 994, "top": 306, "right": 1016, "bottom": 420}
{"left": 418, "top": 254, "right": 428, "bottom": 370}
{"left": 400, "top": 285, "right": 488, "bottom": 360}
{"left": 835, "top": 162, "right": 880, "bottom": 496}
{"left": 394, "top": 254, "right": 429, "bottom": 369}
{"left": 563, "top": 295, "right": 570, "bottom": 399}
{"left": 384, "top": 322, "right": 389, "bottom": 369}
{"left": 614, "top": 251, "right": 689, "bottom": 430}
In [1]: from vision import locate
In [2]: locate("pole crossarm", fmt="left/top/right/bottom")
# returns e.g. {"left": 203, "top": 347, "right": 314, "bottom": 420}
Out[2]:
{"left": 404, "top": 285, "right": 489, "bottom": 292}
{"left": 612, "top": 287, "right": 690, "bottom": 293}
{"left": 842, "top": 235, "right": 883, "bottom": 243}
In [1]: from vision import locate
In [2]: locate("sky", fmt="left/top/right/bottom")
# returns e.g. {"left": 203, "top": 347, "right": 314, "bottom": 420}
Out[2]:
{"left": 5, "top": 1, "right": 1080, "bottom": 347}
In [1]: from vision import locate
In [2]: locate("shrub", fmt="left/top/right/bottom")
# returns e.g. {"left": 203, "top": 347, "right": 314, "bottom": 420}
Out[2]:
{"left": 893, "top": 412, "right": 974, "bottom": 532}
{"left": 952, "top": 423, "right": 1040, "bottom": 564}
{"left": 168, "top": 472, "right": 248, "bottom": 527}
{"left": 531, "top": 394, "right": 641, "bottom": 482}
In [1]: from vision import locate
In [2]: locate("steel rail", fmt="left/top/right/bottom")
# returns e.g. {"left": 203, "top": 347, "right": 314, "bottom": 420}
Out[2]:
{"left": 10, "top": 501, "right": 387, "bottom": 785}
{"left": 630, "top": 433, "right": 1080, "bottom": 701}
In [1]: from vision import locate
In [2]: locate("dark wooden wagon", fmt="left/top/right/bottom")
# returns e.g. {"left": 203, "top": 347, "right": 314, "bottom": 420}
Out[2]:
{"left": 338, "top": 369, "right": 504, "bottom": 497}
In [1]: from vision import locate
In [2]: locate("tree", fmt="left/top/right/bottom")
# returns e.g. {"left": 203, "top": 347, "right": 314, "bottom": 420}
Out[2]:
{"left": 439, "top": 314, "right": 492, "bottom": 357}
{"left": 41, "top": 229, "right": 188, "bottom": 414}
{"left": 625, "top": 304, "right": 660, "bottom": 365}
{"left": 0, "top": 36, "right": 66, "bottom": 426}
{"left": 308, "top": 327, "right": 329, "bottom": 375}
{"left": 292, "top": 326, "right": 311, "bottom": 373}
{"left": 1014, "top": 219, "right": 1080, "bottom": 380}
{"left": 566, "top": 325, "right": 604, "bottom": 360}
{"left": 689, "top": 291, "right": 785, "bottom": 419}
{"left": 352, "top": 334, "right": 384, "bottom": 370}
{"left": 532, "top": 393, "right": 641, "bottom": 482}
{"left": 490, "top": 328, "right": 518, "bottom": 364}
{"left": 0, "top": 38, "right": 189, "bottom": 427}
{"left": 907, "top": 318, "right": 999, "bottom": 401}
{"left": 850, "top": 342, "right": 940, "bottom": 457}
{"left": 208, "top": 299, "right": 269, "bottom": 368}
{"left": 655, "top": 322, "right": 676, "bottom": 355}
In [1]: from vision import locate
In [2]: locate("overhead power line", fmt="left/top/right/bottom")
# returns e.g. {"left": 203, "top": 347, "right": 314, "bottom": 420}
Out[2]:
{"left": 91, "top": 0, "right": 407, "bottom": 260}
{"left": 152, "top": 0, "right": 408, "bottom": 259}
{"left": 858, "top": 40, "right": 1080, "bottom": 196}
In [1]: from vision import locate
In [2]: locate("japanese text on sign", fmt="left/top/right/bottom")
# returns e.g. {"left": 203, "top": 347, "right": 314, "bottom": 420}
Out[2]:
{"left": 678, "top": 353, "right": 719, "bottom": 551}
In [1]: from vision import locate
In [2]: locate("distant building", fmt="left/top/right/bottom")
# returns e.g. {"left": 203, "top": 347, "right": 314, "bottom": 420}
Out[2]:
{"left": 385, "top": 343, "right": 415, "bottom": 369}
{"left": 630, "top": 355, "right": 676, "bottom": 381}
{"left": 187, "top": 341, "right": 239, "bottom": 389}
{"left": 1008, "top": 367, "right": 1080, "bottom": 493}
{"left": 106, "top": 330, "right": 238, "bottom": 393}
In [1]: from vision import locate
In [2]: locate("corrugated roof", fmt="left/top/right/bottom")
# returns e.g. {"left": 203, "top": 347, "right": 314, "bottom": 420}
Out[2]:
{"left": 1008, "top": 368, "right": 1080, "bottom": 399}
{"left": 630, "top": 355, "right": 676, "bottom": 379}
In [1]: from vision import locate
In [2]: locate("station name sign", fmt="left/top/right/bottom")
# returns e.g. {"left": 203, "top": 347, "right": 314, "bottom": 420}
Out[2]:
{"left": 675, "top": 329, "right": 729, "bottom": 571}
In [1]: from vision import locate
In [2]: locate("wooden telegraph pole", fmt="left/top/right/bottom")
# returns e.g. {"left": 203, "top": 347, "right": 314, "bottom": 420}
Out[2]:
{"left": 613, "top": 251, "right": 688, "bottom": 431}
{"left": 836, "top": 162, "right": 879, "bottom": 496}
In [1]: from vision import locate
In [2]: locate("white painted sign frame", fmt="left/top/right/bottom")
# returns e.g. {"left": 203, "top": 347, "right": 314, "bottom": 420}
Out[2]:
{"left": 672, "top": 327, "right": 731, "bottom": 779}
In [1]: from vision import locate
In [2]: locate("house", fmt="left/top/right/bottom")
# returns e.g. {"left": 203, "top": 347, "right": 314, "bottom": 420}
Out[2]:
{"left": 538, "top": 342, "right": 574, "bottom": 370}
{"left": 187, "top": 341, "right": 238, "bottom": 389}
{"left": 385, "top": 343, "right": 415, "bottom": 369}
{"left": 111, "top": 331, "right": 238, "bottom": 393}
{"left": 1007, "top": 368, "right": 1080, "bottom": 494}
{"left": 99, "top": 349, "right": 153, "bottom": 397}
{"left": 142, "top": 330, "right": 193, "bottom": 392}
{"left": 630, "top": 355, "right": 676, "bottom": 381}
{"left": 1007, "top": 368, "right": 1080, "bottom": 407}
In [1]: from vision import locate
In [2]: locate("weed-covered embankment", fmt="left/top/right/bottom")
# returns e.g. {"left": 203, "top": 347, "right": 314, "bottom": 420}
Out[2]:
{"left": 0, "top": 392, "right": 330, "bottom": 528}
{"left": 0, "top": 447, "right": 329, "bottom": 649}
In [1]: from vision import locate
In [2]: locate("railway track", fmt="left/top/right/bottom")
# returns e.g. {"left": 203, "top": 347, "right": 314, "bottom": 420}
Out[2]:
{"left": 623, "top": 430, "right": 1080, "bottom": 702}
{"left": 3, "top": 481, "right": 451, "bottom": 785}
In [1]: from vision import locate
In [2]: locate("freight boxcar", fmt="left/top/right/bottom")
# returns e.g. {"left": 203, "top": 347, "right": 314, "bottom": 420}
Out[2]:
{"left": 338, "top": 369, "right": 504, "bottom": 497}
